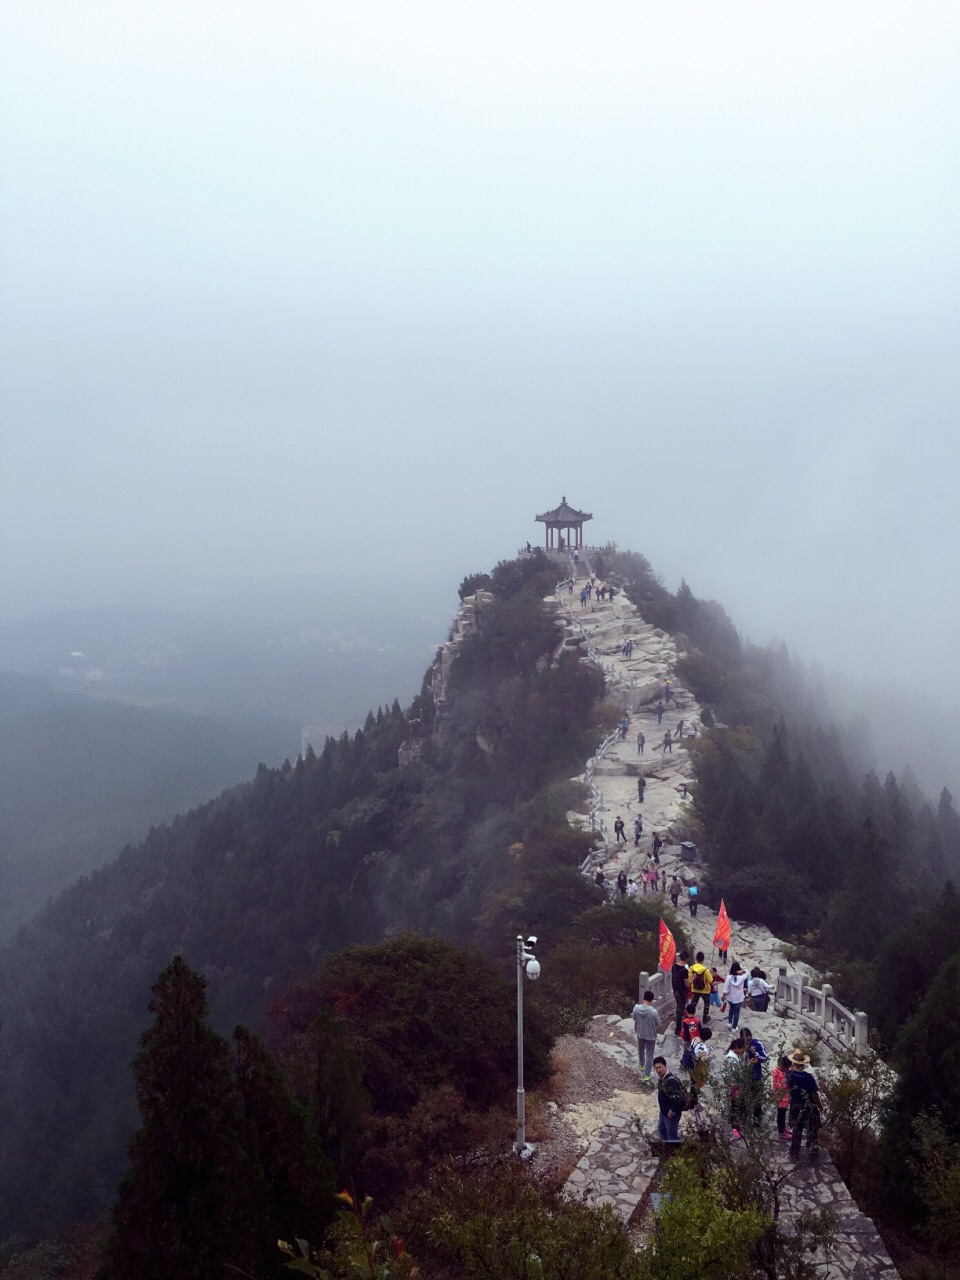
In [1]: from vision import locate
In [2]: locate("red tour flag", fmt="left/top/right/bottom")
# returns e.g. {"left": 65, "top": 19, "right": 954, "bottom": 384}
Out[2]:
{"left": 713, "top": 899, "right": 731, "bottom": 953}
{"left": 658, "top": 918, "right": 677, "bottom": 972}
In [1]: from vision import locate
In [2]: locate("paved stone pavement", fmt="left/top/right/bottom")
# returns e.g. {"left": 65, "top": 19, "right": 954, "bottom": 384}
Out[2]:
{"left": 553, "top": 575, "right": 813, "bottom": 988}
{"left": 560, "top": 1017, "right": 899, "bottom": 1278}
{"left": 548, "top": 569, "right": 900, "bottom": 1276}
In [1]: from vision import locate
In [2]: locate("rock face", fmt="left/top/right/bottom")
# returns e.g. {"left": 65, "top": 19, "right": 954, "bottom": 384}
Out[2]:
{"left": 399, "top": 588, "right": 495, "bottom": 764}
{"left": 429, "top": 589, "right": 493, "bottom": 733}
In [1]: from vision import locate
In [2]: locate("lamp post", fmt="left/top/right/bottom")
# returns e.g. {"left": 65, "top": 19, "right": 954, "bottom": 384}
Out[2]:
{"left": 515, "top": 934, "right": 540, "bottom": 1158}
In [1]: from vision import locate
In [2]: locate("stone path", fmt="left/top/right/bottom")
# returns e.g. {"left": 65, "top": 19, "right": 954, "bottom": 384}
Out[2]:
{"left": 557, "top": 1017, "right": 898, "bottom": 1278}
{"left": 544, "top": 566, "right": 900, "bottom": 1277}
{"left": 553, "top": 574, "right": 801, "bottom": 980}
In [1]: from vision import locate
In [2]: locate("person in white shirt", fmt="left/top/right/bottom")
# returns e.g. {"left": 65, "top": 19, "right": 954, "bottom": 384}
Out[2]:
{"left": 747, "top": 968, "right": 772, "bottom": 1011}
{"left": 723, "top": 962, "right": 747, "bottom": 1030}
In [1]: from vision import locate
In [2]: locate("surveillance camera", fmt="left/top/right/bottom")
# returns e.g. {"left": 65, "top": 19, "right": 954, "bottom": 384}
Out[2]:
{"left": 526, "top": 958, "right": 541, "bottom": 980}
{"left": 527, "top": 935, "right": 538, "bottom": 945}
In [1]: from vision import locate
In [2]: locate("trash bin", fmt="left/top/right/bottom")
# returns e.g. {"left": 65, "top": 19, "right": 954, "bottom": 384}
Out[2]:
{"left": 679, "top": 841, "right": 698, "bottom": 861}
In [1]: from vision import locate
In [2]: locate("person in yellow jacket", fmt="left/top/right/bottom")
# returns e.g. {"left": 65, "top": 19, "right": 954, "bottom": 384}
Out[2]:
{"left": 686, "top": 951, "right": 713, "bottom": 1024}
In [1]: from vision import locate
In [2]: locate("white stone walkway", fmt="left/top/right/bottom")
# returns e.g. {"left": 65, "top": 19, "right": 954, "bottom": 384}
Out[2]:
{"left": 544, "top": 572, "right": 901, "bottom": 1277}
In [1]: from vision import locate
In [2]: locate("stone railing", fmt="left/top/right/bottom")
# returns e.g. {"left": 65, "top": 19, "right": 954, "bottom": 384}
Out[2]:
{"left": 637, "top": 969, "right": 671, "bottom": 1010}
{"left": 776, "top": 970, "right": 869, "bottom": 1057}
{"left": 635, "top": 968, "right": 870, "bottom": 1057}
{"left": 555, "top": 584, "right": 639, "bottom": 691}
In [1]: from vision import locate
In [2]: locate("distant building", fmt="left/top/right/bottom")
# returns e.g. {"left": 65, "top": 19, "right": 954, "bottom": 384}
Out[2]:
{"left": 535, "top": 496, "right": 592, "bottom": 551}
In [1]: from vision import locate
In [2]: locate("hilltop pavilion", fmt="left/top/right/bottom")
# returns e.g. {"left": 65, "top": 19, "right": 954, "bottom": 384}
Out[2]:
{"left": 535, "top": 497, "right": 593, "bottom": 551}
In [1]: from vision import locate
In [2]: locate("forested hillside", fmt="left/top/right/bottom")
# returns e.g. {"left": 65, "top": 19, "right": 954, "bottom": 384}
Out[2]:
{"left": 0, "top": 552, "right": 615, "bottom": 1243}
{"left": 2, "top": 545, "right": 959, "bottom": 1272}
{"left": 0, "top": 673, "right": 298, "bottom": 937}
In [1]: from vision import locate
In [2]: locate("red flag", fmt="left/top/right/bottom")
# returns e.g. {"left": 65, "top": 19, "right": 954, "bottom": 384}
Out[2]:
{"left": 713, "top": 899, "right": 731, "bottom": 952}
{"left": 658, "top": 918, "right": 677, "bottom": 972}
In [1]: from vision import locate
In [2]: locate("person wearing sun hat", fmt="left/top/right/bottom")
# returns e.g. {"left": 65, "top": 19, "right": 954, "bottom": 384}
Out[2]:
{"left": 787, "top": 1048, "right": 822, "bottom": 1160}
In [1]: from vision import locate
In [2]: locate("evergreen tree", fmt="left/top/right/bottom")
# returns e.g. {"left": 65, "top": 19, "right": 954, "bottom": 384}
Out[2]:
{"left": 938, "top": 788, "right": 960, "bottom": 872}
{"left": 105, "top": 957, "right": 257, "bottom": 1280}
{"left": 824, "top": 819, "right": 897, "bottom": 960}
{"left": 233, "top": 1026, "right": 336, "bottom": 1276}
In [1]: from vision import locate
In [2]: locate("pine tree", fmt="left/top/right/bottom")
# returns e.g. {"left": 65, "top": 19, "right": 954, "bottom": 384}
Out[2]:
{"left": 233, "top": 1026, "right": 335, "bottom": 1277}
{"left": 105, "top": 956, "right": 258, "bottom": 1280}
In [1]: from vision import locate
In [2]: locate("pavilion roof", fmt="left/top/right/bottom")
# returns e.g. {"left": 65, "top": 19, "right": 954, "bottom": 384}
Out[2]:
{"left": 535, "top": 496, "right": 593, "bottom": 524}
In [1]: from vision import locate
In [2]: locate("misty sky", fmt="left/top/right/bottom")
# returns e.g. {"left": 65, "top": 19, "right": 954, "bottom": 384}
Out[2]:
{"left": 2, "top": 3, "right": 959, "bottom": 699}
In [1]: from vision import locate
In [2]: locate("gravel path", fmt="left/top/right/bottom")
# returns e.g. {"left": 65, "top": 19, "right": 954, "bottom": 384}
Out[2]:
{"left": 530, "top": 1022, "right": 645, "bottom": 1188}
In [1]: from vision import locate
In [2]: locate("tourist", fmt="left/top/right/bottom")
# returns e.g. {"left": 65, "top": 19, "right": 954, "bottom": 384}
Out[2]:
{"left": 688, "top": 1026, "right": 712, "bottom": 1131}
{"left": 787, "top": 1049, "right": 822, "bottom": 1161}
{"left": 772, "top": 1055, "right": 793, "bottom": 1141}
{"left": 669, "top": 875, "right": 683, "bottom": 909}
{"left": 687, "top": 952, "right": 713, "bottom": 1023}
{"left": 688, "top": 881, "right": 699, "bottom": 917}
{"left": 662, "top": 730, "right": 673, "bottom": 755}
{"left": 657, "top": 702, "right": 664, "bottom": 725}
{"left": 594, "top": 867, "right": 605, "bottom": 889}
{"left": 710, "top": 969, "right": 725, "bottom": 1014}
{"left": 724, "top": 1038, "right": 749, "bottom": 1136}
{"left": 627, "top": 878, "right": 639, "bottom": 899}
{"left": 654, "top": 1057, "right": 684, "bottom": 1143}
{"left": 619, "top": 716, "right": 629, "bottom": 741}
{"left": 675, "top": 719, "right": 684, "bottom": 740}
{"left": 652, "top": 831, "right": 663, "bottom": 860}
{"left": 681, "top": 1002, "right": 702, "bottom": 1044}
{"left": 637, "top": 776, "right": 646, "bottom": 803}
{"left": 671, "top": 951, "right": 690, "bottom": 1036}
{"left": 742, "top": 1027, "right": 768, "bottom": 1125}
{"left": 632, "top": 989, "right": 660, "bottom": 1083}
{"left": 614, "top": 815, "right": 626, "bottom": 844}
{"left": 634, "top": 814, "right": 644, "bottom": 846}
{"left": 723, "top": 962, "right": 747, "bottom": 1029}
{"left": 664, "top": 681, "right": 673, "bottom": 704}
{"left": 637, "top": 730, "right": 645, "bottom": 755}
{"left": 616, "top": 869, "right": 628, "bottom": 896}
{"left": 748, "top": 968, "right": 773, "bottom": 1012}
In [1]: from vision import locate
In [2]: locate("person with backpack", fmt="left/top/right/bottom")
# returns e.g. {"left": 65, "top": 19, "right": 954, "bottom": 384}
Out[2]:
{"left": 632, "top": 989, "right": 660, "bottom": 1083}
{"left": 671, "top": 951, "right": 690, "bottom": 1036}
{"left": 687, "top": 952, "right": 713, "bottom": 1023}
{"left": 723, "top": 962, "right": 747, "bottom": 1029}
{"left": 741, "top": 1027, "right": 768, "bottom": 1126}
{"left": 681, "top": 1002, "right": 702, "bottom": 1046}
{"left": 787, "top": 1049, "right": 822, "bottom": 1161}
{"left": 653, "top": 1057, "right": 684, "bottom": 1142}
